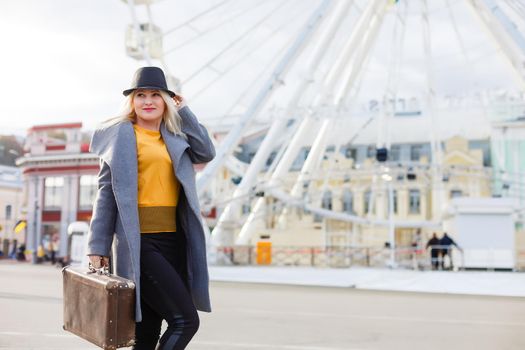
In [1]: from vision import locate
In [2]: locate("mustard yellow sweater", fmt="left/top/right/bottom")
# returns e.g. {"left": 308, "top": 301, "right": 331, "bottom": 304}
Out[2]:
{"left": 133, "top": 124, "right": 180, "bottom": 233}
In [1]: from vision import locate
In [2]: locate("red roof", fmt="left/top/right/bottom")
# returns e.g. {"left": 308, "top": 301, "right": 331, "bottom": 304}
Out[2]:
{"left": 29, "top": 122, "right": 83, "bottom": 132}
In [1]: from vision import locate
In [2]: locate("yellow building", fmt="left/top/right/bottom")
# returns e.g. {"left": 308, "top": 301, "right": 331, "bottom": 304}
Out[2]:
{"left": 215, "top": 136, "right": 492, "bottom": 267}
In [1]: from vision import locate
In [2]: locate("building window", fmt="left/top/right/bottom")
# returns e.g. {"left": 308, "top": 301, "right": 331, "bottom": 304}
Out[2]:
{"left": 291, "top": 147, "right": 310, "bottom": 171}
{"left": 366, "top": 146, "right": 375, "bottom": 159}
{"left": 364, "top": 189, "right": 372, "bottom": 214}
{"left": 388, "top": 190, "right": 398, "bottom": 214}
{"left": 342, "top": 189, "right": 353, "bottom": 214}
{"left": 321, "top": 190, "right": 332, "bottom": 210}
{"left": 409, "top": 189, "right": 420, "bottom": 214}
{"left": 44, "top": 177, "right": 63, "bottom": 209}
{"left": 79, "top": 175, "right": 98, "bottom": 209}
{"left": 303, "top": 191, "right": 311, "bottom": 215}
{"left": 5, "top": 205, "right": 12, "bottom": 220}
{"left": 266, "top": 151, "right": 277, "bottom": 166}
{"left": 390, "top": 145, "right": 401, "bottom": 161}
{"left": 450, "top": 190, "right": 463, "bottom": 198}
{"left": 242, "top": 203, "right": 251, "bottom": 214}
{"left": 314, "top": 191, "right": 332, "bottom": 223}
{"left": 394, "top": 190, "right": 398, "bottom": 214}
{"left": 345, "top": 148, "right": 357, "bottom": 160}
{"left": 410, "top": 145, "right": 423, "bottom": 161}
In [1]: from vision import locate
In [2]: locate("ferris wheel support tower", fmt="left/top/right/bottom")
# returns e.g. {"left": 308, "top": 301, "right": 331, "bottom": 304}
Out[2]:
{"left": 211, "top": 0, "right": 352, "bottom": 249}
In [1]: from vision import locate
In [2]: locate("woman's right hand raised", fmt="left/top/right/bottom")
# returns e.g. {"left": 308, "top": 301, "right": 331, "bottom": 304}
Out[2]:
{"left": 88, "top": 255, "right": 110, "bottom": 269}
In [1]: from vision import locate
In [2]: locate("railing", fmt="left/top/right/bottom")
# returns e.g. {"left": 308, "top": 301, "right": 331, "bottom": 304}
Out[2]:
{"left": 516, "top": 250, "right": 525, "bottom": 271}
{"left": 393, "top": 245, "right": 464, "bottom": 271}
{"left": 213, "top": 245, "right": 466, "bottom": 270}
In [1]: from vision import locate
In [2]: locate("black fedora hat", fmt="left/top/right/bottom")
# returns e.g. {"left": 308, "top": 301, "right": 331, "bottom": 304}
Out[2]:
{"left": 123, "top": 66, "right": 176, "bottom": 97}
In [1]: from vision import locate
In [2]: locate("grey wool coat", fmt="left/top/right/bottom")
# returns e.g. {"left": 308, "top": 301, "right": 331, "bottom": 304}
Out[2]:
{"left": 86, "top": 106, "right": 215, "bottom": 322}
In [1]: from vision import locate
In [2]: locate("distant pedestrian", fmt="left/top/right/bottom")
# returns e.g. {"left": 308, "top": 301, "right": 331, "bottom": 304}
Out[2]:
{"left": 411, "top": 229, "right": 424, "bottom": 270}
{"left": 37, "top": 244, "right": 46, "bottom": 263}
{"left": 16, "top": 244, "right": 26, "bottom": 261}
{"left": 50, "top": 233, "right": 59, "bottom": 265}
{"left": 440, "top": 232, "right": 461, "bottom": 270}
{"left": 425, "top": 233, "right": 441, "bottom": 270}
{"left": 9, "top": 241, "right": 18, "bottom": 259}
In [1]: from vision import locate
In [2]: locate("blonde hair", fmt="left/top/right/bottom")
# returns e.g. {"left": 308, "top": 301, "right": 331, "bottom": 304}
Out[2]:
{"left": 101, "top": 90, "right": 185, "bottom": 137}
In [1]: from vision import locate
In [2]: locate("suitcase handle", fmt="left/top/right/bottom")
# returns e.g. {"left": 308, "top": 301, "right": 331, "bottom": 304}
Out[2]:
{"left": 88, "top": 263, "right": 111, "bottom": 276}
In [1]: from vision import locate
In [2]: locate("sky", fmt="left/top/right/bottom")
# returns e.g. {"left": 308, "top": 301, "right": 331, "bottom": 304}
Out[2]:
{"left": 0, "top": 0, "right": 137, "bottom": 135}
{"left": 0, "top": 0, "right": 523, "bottom": 137}
{"left": 0, "top": 0, "right": 314, "bottom": 136}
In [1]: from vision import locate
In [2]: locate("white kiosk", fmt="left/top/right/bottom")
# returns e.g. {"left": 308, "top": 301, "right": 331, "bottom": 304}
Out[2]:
{"left": 446, "top": 198, "right": 518, "bottom": 269}
{"left": 67, "top": 221, "right": 89, "bottom": 267}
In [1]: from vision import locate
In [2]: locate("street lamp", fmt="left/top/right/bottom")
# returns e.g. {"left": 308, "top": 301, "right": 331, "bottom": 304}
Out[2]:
{"left": 383, "top": 173, "right": 397, "bottom": 268}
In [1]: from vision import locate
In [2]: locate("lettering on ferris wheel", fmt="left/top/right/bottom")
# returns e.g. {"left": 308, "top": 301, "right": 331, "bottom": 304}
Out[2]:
{"left": 366, "top": 93, "right": 511, "bottom": 116}
{"left": 368, "top": 97, "right": 421, "bottom": 117}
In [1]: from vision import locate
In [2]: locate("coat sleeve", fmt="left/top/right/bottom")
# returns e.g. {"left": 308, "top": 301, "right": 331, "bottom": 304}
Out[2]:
{"left": 178, "top": 106, "right": 216, "bottom": 164}
{"left": 86, "top": 158, "right": 117, "bottom": 257}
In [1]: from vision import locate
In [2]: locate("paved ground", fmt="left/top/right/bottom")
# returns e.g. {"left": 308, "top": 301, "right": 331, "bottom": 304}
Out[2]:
{"left": 0, "top": 260, "right": 524, "bottom": 350}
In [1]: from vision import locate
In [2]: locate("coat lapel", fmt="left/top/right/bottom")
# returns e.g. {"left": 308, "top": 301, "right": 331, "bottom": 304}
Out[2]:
{"left": 92, "top": 121, "right": 141, "bottom": 270}
{"left": 111, "top": 121, "right": 139, "bottom": 209}
{"left": 160, "top": 123, "right": 202, "bottom": 221}
{"left": 160, "top": 121, "right": 190, "bottom": 174}
{"left": 111, "top": 122, "right": 141, "bottom": 273}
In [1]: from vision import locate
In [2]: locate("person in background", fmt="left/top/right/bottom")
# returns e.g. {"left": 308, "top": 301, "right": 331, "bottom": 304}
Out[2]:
{"left": 37, "top": 244, "right": 45, "bottom": 263}
{"left": 50, "top": 233, "right": 59, "bottom": 265}
{"left": 440, "top": 232, "right": 461, "bottom": 270}
{"left": 16, "top": 244, "right": 26, "bottom": 261}
{"left": 425, "top": 233, "right": 441, "bottom": 270}
{"left": 9, "top": 241, "right": 18, "bottom": 259}
{"left": 411, "top": 229, "right": 424, "bottom": 270}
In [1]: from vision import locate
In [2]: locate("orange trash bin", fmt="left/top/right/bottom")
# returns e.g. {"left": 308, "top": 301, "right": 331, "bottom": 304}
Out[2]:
{"left": 256, "top": 241, "right": 272, "bottom": 265}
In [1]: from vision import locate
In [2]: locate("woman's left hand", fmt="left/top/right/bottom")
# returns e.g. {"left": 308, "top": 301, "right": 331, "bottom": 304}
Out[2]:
{"left": 173, "top": 94, "right": 187, "bottom": 110}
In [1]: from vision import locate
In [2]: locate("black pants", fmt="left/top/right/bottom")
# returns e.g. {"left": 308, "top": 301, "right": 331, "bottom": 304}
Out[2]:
{"left": 441, "top": 248, "right": 453, "bottom": 270}
{"left": 133, "top": 232, "right": 200, "bottom": 350}
{"left": 430, "top": 249, "right": 440, "bottom": 270}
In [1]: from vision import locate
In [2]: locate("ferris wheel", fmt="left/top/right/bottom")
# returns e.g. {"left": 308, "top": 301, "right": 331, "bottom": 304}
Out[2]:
{"left": 121, "top": 0, "right": 525, "bottom": 253}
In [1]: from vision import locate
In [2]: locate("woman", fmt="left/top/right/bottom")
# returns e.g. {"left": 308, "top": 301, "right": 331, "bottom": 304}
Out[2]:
{"left": 86, "top": 66, "right": 215, "bottom": 350}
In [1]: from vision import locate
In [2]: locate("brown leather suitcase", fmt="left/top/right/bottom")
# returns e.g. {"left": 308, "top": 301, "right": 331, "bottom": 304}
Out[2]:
{"left": 62, "top": 265, "right": 136, "bottom": 349}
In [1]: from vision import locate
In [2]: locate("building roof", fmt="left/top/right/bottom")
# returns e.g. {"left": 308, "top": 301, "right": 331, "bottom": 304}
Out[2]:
{"left": 28, "top": 122, "right": 83, "bottom": 133}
